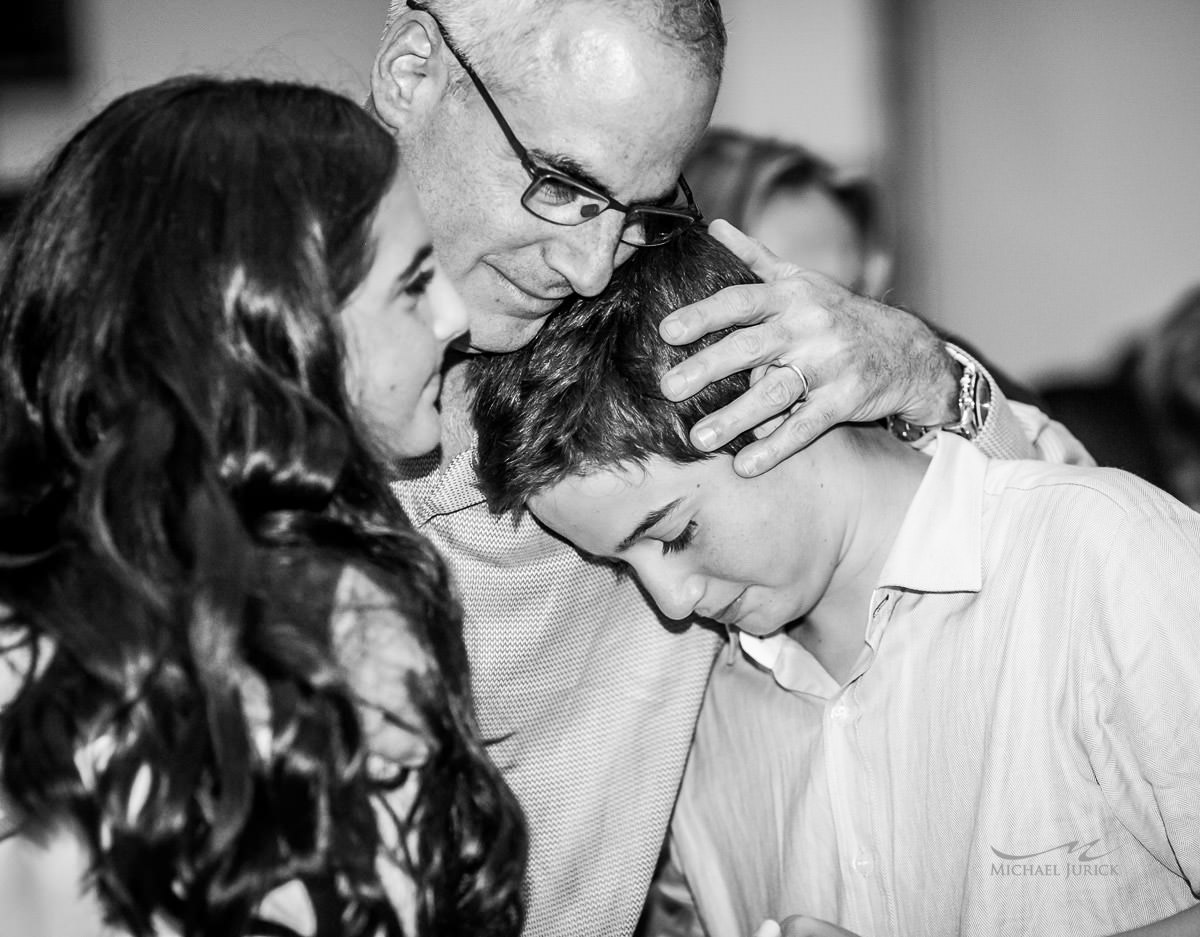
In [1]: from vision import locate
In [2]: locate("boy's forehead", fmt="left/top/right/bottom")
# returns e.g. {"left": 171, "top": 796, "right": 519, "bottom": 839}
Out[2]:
{"left": 530, "top": 464, "right": 649, "bottom": 527}
{"left": 528, "top": 458, "right": 712, "bottom": 553}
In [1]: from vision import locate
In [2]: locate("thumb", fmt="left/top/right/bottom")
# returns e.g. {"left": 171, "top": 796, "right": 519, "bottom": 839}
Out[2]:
{"left": 706, "top": 218, "right": 801, "bottom": 283}
{"left": 752, "top": 921, "right": 783, "bottom": 937}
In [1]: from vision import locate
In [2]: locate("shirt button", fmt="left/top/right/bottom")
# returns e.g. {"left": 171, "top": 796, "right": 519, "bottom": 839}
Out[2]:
{"left": 829, "top": 703, "right": 850, "bottom": 724}
{"left": 853, "top": 854, "right": 874, "bottom": 876}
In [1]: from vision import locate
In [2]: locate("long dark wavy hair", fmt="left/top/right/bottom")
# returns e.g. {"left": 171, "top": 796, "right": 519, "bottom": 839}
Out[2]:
{"left": 0, "top": 76, "right": 524, "bottom": 937}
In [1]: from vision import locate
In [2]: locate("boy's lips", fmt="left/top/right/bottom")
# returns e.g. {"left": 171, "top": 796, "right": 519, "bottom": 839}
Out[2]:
{"left": 702, "top": 589, "right": 747, "bottom": 626}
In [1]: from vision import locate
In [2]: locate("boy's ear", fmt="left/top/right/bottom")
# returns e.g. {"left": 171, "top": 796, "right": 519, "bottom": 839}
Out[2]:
{"left": 371, "top": 9, "right": 453, "bottom": 133}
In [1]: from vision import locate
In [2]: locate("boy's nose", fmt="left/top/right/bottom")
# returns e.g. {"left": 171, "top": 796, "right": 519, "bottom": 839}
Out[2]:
{"left": 636, "top": 559, "right": 701, "bottom": 621}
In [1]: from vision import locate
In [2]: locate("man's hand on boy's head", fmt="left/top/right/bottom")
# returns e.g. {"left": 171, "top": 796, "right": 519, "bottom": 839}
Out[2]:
{"left": 658, "top": 219, "right": 960, "bottom": 477}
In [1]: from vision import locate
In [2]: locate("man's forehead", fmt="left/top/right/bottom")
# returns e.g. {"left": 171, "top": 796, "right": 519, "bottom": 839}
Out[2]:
{"left": 518, "top": 15, "right": 712, "bottom": 198}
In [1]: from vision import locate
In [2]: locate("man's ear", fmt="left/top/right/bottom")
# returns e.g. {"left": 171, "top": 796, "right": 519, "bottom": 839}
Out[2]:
{"left": 371, "top": 9, "right": 452, "bottom": 133}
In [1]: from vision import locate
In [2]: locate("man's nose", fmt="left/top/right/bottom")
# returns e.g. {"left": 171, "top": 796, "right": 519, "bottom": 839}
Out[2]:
{"left": 543, "top": 212, "right": 634, "bottom": 298}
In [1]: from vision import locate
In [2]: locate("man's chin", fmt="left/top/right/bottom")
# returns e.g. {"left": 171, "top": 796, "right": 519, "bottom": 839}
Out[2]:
{"left": 464, "top": 314, "right": 554, "bottom": 354}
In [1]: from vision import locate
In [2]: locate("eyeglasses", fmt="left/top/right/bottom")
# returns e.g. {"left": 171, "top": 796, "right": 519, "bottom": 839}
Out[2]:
{"left": 407, "top": 1, "right": 702, "bottom": 248}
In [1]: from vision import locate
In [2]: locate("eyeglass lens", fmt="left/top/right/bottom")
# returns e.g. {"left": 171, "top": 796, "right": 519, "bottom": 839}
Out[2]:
{"left": 522, "top": 176, "right": 694, "bottom": 246}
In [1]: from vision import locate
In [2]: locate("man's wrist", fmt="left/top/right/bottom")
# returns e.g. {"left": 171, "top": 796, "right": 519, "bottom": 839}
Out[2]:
{"left": 887, "top": 345, "right": 991, "bottom": 444}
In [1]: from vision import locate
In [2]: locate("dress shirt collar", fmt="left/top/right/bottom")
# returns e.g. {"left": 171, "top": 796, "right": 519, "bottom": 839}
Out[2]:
{"left": 737, "top": 431, "right": 988, "bottom": 693}
{"left": 874, "top": 431, "right": 986, "bottom": 596}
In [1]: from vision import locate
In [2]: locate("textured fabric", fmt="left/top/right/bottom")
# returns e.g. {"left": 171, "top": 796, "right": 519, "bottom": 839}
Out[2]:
{"left": 937, "top": 344, "right": 1094, "bottom": 466}
{"left": 672, "top": 433, "right": 1200, "bottom": 937}
{"left": 393, "top": 445, "right": 722, "bottom": 937}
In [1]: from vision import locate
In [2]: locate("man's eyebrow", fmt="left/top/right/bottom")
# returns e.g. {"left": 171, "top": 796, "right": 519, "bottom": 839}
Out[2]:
{"left": 529, "top": 148, "right": 612, "bottom": 196}
{"left": 528, "top": 148, "right": 678, "bottom": 206}
{"left": 617, "top": 498, "right": 684, "bottom": 552}
{"left": 388, "top": 243, "right": 435, "bottom": 299}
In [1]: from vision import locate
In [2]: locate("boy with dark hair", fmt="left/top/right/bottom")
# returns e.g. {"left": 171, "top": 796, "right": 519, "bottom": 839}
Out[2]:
{"left": 474, "top": 228, "right": 1200, "bottom": 937}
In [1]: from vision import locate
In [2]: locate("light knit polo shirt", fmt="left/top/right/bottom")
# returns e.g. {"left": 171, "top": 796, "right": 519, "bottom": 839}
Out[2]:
{"left": 393, "top": 443, "right": 723, "bottom": 937}
{"left": 672, "top": 433, "right": 1200, "bottom": 937}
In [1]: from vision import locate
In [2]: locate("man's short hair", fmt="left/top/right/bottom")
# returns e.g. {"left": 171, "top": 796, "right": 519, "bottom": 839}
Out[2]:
{"left": 473, "top": 228, "right": 757, "bottom": 515}
{"left": 385, "top": 0, "right": 726, "bottom": 97}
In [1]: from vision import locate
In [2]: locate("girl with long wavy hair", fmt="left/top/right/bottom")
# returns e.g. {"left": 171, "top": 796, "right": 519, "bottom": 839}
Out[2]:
{"left": 0, "top": 76, "right": 525, "bottom": 937}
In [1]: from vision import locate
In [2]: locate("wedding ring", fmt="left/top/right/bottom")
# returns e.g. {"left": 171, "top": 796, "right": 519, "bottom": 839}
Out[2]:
{"left": 777, "top": 360, "right": 810, "bottom": 402}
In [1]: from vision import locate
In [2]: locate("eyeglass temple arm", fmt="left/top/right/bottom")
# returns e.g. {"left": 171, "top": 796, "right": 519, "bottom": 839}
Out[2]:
{"left": 407, "top": 0, "right": 542, "bottom": 179}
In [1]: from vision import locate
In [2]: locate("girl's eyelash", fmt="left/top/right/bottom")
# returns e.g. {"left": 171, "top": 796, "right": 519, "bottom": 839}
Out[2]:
{"left": 403, "top": 268, "right": 435, "bottom": 297}
{"left": 661, "top": 521, "right": 696, "bottom": 555}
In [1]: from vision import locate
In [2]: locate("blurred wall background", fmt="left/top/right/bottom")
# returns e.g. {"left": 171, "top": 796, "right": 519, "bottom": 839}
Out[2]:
{"left": 0, "top": 0, "right": 381, "bottom": 185}
{"left": 885, "top": 0, "right": 1200, "bottom": 384}
{"left": 3, "top": 0, "right": 1199, "bottom": 385}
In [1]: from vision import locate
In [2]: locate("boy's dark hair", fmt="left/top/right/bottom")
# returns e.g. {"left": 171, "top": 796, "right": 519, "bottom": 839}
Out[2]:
{"left": 473, "top": 227, "right": 760, "bottom": 515}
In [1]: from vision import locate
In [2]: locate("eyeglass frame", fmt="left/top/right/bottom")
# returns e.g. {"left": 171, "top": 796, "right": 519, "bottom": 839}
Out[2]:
{"left": 405, "top": 0, "right": 704, "bottom": 247}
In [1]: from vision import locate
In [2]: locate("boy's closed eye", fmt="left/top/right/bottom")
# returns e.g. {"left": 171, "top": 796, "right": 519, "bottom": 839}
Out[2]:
{"left": 658, "top": 520, "right": 697, "bottom": 555}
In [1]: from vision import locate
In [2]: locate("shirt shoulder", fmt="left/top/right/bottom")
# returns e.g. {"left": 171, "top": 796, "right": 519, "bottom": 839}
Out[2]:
{"left": 984, "top": 458, "right": 1194, "bottom": 528}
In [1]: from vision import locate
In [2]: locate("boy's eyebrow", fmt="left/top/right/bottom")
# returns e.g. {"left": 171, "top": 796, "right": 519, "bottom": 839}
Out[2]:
{"left": 617, "top": 498, "right": 684, "bottom": 552}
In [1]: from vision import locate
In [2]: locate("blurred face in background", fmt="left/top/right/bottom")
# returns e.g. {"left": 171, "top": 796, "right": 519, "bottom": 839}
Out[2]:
{"left": 754, "top": 184, "right": 871, "bottom": 293}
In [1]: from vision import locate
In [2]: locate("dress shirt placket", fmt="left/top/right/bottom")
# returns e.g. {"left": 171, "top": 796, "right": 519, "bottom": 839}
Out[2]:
{"left": 824, "top": 589, "right": 897, "bottom": 937}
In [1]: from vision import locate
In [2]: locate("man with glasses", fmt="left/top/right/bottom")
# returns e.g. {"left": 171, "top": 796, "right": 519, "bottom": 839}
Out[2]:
{"left": 367, "top": 2, "right": 1087, "bottom": 935}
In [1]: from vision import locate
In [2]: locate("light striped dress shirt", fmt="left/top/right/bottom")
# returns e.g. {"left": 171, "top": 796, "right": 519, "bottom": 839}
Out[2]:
{"left": 671, "top": 434, "right": 1200, "bottom": 937}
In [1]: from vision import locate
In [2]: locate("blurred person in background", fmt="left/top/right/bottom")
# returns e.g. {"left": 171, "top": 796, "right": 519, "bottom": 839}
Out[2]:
{"left": 684, "top": 127, "right": 890, "bottom": 298}
{"left": 1137, "top": 284, "right": 1200, "bottom": 508}
{"left": 682, "top": 127, "right": 1068, "bottom": 417}
{"left": 1041, "top": 284, "right": 1200, "bottom": 507}
{"left": 0, "top": 75, "right": 525, "bottom": 937}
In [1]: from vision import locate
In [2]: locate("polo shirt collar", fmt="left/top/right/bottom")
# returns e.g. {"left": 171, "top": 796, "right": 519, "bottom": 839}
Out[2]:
{"left": 391, "top": 433, "right": 486, "bottom": 527}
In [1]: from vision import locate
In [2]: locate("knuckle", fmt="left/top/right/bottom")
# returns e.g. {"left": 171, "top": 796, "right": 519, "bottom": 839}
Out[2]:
{"left": 763, "top": 317, "right": 794, "bottom": 348}
{"left": 790, "top": 404, "right": 835, "bottom": 440}
{"left": 696, "top": 417, "right": 727, "bottom": 444}
{"left": 789, "top": 271, "right": 819, "bottom": 299}
{"left": 760, "top": 374, "right": 793, "bottom": 408}
{"left": 732, "top": 327, "right": 764, "bottom": 358}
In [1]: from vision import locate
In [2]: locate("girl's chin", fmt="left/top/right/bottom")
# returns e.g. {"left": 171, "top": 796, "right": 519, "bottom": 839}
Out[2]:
{"left": 385, "top": 410, "right": 443, "bottom": 462}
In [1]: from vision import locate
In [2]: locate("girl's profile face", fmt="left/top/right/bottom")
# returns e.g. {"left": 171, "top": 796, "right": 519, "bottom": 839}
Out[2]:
{"left": 340, "top": 170, "right": 468, "bottom": 459}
